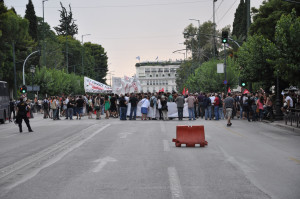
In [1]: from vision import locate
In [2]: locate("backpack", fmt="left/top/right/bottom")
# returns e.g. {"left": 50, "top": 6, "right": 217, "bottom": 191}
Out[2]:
{"left": 150, "top": 98, "right": 154, "bottom": 107}
{"left": 43, "top": 101, "right": 48, "bottom": 109}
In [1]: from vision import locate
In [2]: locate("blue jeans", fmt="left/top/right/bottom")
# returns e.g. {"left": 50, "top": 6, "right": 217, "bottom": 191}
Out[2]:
{"left": 219, "top": 107, "right": 224, "bottom": 119}
{"left": 53, "top": 109, "right": 57, "bottom": 120}
{"left": 129, "top": 106, "right": 137, "bottom": 120}
{"left": 214, "top": 106, "right": 219, "bottom": 120}
{"left": 68, "top": 108, "right": 73, "bottom": 119}
{"left": 240, "top": 106, "right": 243, "bottom": 119}
{"left": 188, "top": 108, "right": 195, "bottom": 120}
{"left": 205, "top": 106, "right": 212, "bottom": 120}
{"left": 120, "top": 107, "right": 127, "bottom": 120}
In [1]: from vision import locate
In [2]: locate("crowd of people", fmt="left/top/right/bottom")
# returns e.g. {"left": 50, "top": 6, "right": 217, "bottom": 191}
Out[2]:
{"left": 9, "top": 90, "right": 297, "bottom": 122}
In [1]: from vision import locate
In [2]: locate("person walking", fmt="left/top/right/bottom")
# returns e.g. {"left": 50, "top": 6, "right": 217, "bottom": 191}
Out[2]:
{"left": 187, "top": 94, "right": 196, "bottom": 120}
{"left": 129, "top": 94, "right": 138, "bottom": 120}
{"left": 16, "top": 97, "right": 33, "bottom": 133}
{"left": 175, "top": 94, "right": 185, "bottom": 120}
{"left": 224, "top": 93, "right": 234, "bottom": 127}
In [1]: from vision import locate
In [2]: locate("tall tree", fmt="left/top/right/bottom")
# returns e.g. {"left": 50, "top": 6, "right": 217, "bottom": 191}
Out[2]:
{"left": 24, "top": 0, "right": 38, "bottom": 41}
{"left": 250, "top": 0, "right": 300, "bottom": 42}
{"left": 232, "top": 0, "right": 247, "bottom": 41}
{"left": 54, "top": 2, "right": 78, "bottom": 37}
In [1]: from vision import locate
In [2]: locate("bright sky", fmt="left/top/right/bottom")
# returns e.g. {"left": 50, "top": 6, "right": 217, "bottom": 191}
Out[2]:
{"left": 6, "top": 0, "right": 262, "bottom": 79}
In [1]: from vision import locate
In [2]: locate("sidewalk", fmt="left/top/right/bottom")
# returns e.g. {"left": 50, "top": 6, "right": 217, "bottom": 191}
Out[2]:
{"left": 263, "top": 119, "right": 300, "bottom": 133}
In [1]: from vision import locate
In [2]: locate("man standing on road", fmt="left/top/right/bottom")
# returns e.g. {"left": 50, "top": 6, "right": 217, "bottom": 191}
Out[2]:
{"left": 129, "top": 94, "right": 138, "bottom": 120}
{"left": 175, "top": 94, "right": 185, "bottom": 121}
{"left": 187, "top": 94, "right": 196, "bottom": 120}
{"left": 76, "top": 95, "right": 85, "bottom": 120}
{"left": 224, "top": 93, "right": 235, "bottom": 127}
{"left": 16, "top": 97, "right": 33, "bottom": 133}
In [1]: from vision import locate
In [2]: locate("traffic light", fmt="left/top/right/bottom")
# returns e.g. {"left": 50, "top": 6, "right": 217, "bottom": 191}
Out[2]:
{"left": 222, "top": 31, "right": 228, "bottom": 43}
{"left": 242, "top": 82, "right": 246, "bottom": 87}
{"left": 20, "top": 85, "right": 27, "bottom": 94}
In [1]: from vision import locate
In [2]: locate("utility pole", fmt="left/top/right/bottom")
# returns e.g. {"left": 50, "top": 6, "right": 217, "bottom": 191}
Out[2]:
{"left": 42, "top": 0, "right": 48, "bottom": 67}
{"left": 246, "top": 0, "right": 250, "bottom": 32}
{"left": 213, "top": 0, "right": 217, "bottom": 59}
{"left": 65, "top": 23, "right": 69, "bottom": 73}
{"left": 12, "top": 41, "right": 17, "bottom": 98}
{"left": 224, "top": 43, "right": 227, "bottom": 94}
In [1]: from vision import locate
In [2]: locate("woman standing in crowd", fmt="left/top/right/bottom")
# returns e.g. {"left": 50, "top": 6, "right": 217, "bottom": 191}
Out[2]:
{"left": 157, "top": 95, "right": 163, "bottom": 120}
{"left": 140, "top": 95, "right": 150, "bottom": 120}
{"left": 87, "top": 96, "right": 94, "bottom": 119}
{"left": 161, "top": 95, "right": 168, "bottom": 121}
{"left": 257, "top": 96, "right": 264, "bottom": 121}
{"left": 104, "top": 95, "right": 110, "bottom": 119}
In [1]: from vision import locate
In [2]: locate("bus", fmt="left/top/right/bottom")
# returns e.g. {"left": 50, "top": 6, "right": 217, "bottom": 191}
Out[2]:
{"left": 0, "top": 81, "right": 10, "bottom": 124}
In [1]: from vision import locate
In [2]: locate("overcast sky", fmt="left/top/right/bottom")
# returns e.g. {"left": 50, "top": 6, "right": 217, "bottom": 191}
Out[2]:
{"left": 6, "top": 0, "right": 262, "bottom": 79}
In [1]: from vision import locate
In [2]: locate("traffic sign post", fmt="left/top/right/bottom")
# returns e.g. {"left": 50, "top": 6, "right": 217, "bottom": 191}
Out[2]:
{"left": 223, "top": 80, "right": 227, "bottom": 85}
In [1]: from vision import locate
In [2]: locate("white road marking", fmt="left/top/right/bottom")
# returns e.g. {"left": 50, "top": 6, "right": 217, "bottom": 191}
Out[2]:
{"left": 119, "top": 132, "right": 132, "bottom": 139}
{"left": 163, "top": 140, "right": 170, "bottom": 151}
{"left": 92, "top": 156, "right": 117, "bottom": 173}
{"left": 168, "top": 167, "right": 184, "bottom": 199}
{"left": 5, "top": 124, "right": 111, "bottom": 191}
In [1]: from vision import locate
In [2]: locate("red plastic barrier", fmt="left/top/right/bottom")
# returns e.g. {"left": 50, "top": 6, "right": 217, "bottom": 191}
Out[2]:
{"left": 172, "top": 125, "right": 208, "bottom": 147}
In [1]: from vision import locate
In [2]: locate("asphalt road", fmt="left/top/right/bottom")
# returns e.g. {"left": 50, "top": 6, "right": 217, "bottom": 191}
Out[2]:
{"left": 0, "top": 114, "right": 300, "bottom": 199}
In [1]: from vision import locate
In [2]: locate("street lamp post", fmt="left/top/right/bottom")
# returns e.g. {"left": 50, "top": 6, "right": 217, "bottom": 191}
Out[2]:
{"left": 30, "top": 66, "right": 36, "bottom": 99}
{"left": 42, "top": 0, "right": 48, "bottom": 67}
{"left": 81, "top": 34, "right": 91, "bottom": 76}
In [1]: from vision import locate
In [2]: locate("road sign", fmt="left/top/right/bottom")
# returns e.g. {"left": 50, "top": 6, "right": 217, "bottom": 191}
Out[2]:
{"left": 217, "top": 63, "right": 224, "bottom": 73}
{"left": 223, "top": 80, "right": 227, "bottom": 85}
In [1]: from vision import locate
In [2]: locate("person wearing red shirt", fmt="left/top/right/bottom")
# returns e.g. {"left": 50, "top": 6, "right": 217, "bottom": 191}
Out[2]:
{"left": 214, "top": 93, "right": 220, "bottom": 120}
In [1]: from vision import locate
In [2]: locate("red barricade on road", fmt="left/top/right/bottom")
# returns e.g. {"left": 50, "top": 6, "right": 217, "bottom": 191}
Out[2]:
{"left": 172, "top": 125, "right": 208, "bottom": 147}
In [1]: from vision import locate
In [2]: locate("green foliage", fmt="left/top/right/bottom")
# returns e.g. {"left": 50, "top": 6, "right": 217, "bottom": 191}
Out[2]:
{"left": 232, "top": 0, "right": 247, "bottom": 41}
{"left": 24, "top": 0, "right": 37, "bottom": 41}
{"left": 32, "top": 66, "right": 84, "bottom": 96}
{"left": 250, "top": 0, "right": 300, "bottom": 42}
{"left": 274, "top": 9, "right": 300, "bottom": 86}
{"left": 237, "top": 34, "right": 277, "bottom": 90}
{"left": 54, "top": 2, "right": 78, "bottom": 37}
{"left": 182, "top": 59, "right": 239, "bottom": 93}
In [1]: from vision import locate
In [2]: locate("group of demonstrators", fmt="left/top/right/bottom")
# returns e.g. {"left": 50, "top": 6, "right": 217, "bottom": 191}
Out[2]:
{"left": 9, "top": 89, "right": 299, "bottom": 133}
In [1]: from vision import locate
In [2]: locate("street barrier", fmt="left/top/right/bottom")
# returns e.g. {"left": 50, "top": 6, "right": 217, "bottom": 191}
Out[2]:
{"left": 172, "top": 125, "right": 208, "bottom": 147}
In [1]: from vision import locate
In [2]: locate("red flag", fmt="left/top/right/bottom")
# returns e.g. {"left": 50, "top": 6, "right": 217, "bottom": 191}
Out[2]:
{"left": 182, "top": 87, "right": 186, "bottom": 95}
{"left": 161, "top": 88, "right": 164, "bottom": 92}
{"left": 243, "top": 89, "right": 249, "bottom": 94}
{"left": 186, "top": 88, "right": 189, "bottom": 95}
{"left": 228, "top": 87, "right": 231, "bottom": 93}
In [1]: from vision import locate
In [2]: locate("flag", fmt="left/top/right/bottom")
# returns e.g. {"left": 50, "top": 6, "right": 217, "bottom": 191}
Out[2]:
{"left": 186, "top": 88, "right": 189, "bottom": 95}
{"left": 228, "top": 87, "right": 231, "bottom": 93}
{"left": 136, "top": 56, "right": 140, "bottom": 61}
{"left": 182, "top": 87, "right": 185, "bottom": 95}
{"left": 243, "top": 89, "right": 250, "bottom": 94}
{"left": 155, "top": 56, "right": 158, "bottom": 60}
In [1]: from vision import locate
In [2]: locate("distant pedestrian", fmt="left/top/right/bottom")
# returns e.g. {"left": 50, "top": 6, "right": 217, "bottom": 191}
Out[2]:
{"left": 203, "top": 93, "right": 212, "bottom": 120}
{"left": 76, "top": 95, "right": 85, "bottom": 120}
{"left": 119, "top": 94, "right": 127, "bottom": 120}
{"left": 161, "top": 96, "right": 168, "bottom": 121}
{"left": 224, "top": 93, "right": 234, "bottom": 127}
{"left": 187, "top": 94, "right": 196, "bottom": 120}
{"left": 140, "top": 95, "right": 150, "bottom": 120}
{"left": 9, "top": 98, "right": 15, "bottom": 122}
{"left": 104, "top": 95, "right": 110, "bottom": 119}
{"left": 129, "top": 94, "right": 138, "bottom": 120}
{"left": 175, "top": 94, "right": 185, "bottom": 121}
{"left": 67, "top": 97, "right": 75, "bottom": 120}
{"left": 150, "top": 94, "right": 157, "bottom": 120}
{"left": 43, "top": 97, "right": 49, "bottom": 119}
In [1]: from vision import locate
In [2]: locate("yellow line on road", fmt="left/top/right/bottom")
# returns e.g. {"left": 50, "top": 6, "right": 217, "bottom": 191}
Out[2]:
{"left": 289, "top": 157, "right": 300, "bottom": 164}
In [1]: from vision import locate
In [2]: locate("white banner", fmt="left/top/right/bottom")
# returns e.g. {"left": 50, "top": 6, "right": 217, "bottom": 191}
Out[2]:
{"left": 113, "top": 75, "right": 141, "bottom": 95}
{"left": 126, "top": 102, "right": 190, "bottom": 117}
{"left": 84, "top": 76, "right": 112, "bottom": 93}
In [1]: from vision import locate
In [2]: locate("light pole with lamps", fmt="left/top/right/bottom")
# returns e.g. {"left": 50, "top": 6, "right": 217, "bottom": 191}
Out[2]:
{"left": 81, "top": 34, "right": 91, "bottom": 76}
{"left": 30, "top": 66, "right": 35, "bottom": 99}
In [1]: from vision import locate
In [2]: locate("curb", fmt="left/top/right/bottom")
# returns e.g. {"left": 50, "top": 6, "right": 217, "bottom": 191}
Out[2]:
{"left": 262, "top": 120, "right": 300, "bottom": 134}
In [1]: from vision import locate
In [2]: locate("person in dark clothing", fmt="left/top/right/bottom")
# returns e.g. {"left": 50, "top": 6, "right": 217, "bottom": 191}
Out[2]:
{"left": 9, "top": 99, "right": 15, "bottom": 122}
{"left": 76, "top": 96, "right": 85, "bottom": 120}
{"left": 16, "top": 97, "right": 33, "bottom": 133}
{"left": 119, "top": 95, "right": 127, "bottom": 120}
{"left": 197, "top": 93, "right": 204, "bottom": 119}
{"left": 129, "top": 94, "right": 138, "bottom": 120}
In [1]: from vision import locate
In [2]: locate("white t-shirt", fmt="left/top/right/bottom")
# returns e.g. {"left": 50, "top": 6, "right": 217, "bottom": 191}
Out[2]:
{"left": 210, "top": 96, "right": 215, "bottom": 104}
{"left": 286, "top": 96, "right": 293, "bottom": 107}
{"left": 140, "top": 98, "right": 150, "bottom": 108}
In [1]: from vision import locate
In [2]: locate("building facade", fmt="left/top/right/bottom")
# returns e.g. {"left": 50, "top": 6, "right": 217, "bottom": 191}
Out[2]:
{"left": 136, "top": 61, "right": 181, "bottom": 93}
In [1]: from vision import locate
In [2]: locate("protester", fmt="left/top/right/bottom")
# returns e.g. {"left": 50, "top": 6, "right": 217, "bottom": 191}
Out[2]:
{"left": 119, "top": 94, "right": 128, "bottom": 120}
{"left": 16, "top": 97, "right": 33, "bottom": 133}
{"left": 104, "top": 95, "right": 110, "bottom": 119}
{"left": 203, "top": 93, "right": 212, "bottom": 120}
{"left": 175, "top": 94, "right": 185, "bottom": 121}
{"left": 157, "top": 95, "right": 163, "bottom": 120}
{"left": 161, "top": 95, "right": 168, "bottom": 121}
{"left": 257, "top": 96, "right": 264, "bottom": 121}
{"left": 224, "top": 93, "right": 234, "bottom": 126}
{"left": 140, "top": 95, "right": 150, "bottom": 120}
{"left": 129, "top": 94, "right": 138, "bottom": 120}
{"left": 94, "top": 94, "right": 101, "bottom": 120}
{"left": 187, "top": 94, "right": 196, "bottom": 120}
{"left": 150, "top": 94, "right": 157, "bottom": 120}
{"left": 213, "top": 93, "right": 220, "bottom": 120}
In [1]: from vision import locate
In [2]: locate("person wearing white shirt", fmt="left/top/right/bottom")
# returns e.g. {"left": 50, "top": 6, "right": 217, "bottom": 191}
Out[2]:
{"left": 140, "top": 95, "right": 150, "bottom": 120}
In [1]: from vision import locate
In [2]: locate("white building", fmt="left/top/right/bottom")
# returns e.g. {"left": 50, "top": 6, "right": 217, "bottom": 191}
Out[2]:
{"left": 136, "top": 61, "right": 182, "bottom": 93}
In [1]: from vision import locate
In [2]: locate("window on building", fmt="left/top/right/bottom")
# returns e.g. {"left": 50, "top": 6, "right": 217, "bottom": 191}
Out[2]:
{"left": 170, "top": 68, "right": 176, "bottom": 73}
{"left": 164, "top": 68, "right": 169, "bottom": 72}
{"left": 156, "top": 74, "right": 158, "bottom": 77}
{"left": 145, "top": 68, "right": 150, "bottom": 73}
{"left": 151, "top": 68, "right": 157, "bottom": 73}
{"left": 158, "top": 68, "right": 163, "bottom": 72}
{"left": 147, "top": 81, "right": 149, "bottom": 85}
{"left": 162, "top": 74, "right": 165, "bottom": 77}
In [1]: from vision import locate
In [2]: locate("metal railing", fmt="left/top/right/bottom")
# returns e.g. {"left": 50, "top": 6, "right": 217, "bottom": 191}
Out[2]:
{"left": 284, "top": 108, "right": 300, "bottom": 128}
